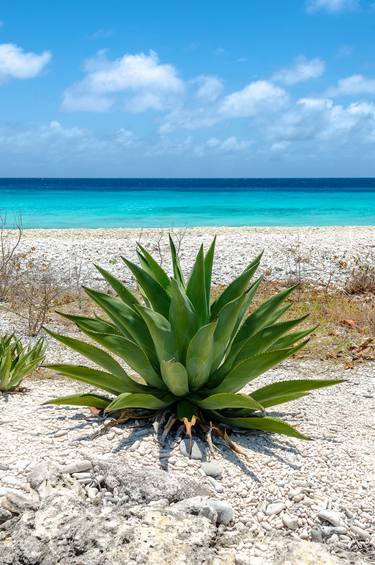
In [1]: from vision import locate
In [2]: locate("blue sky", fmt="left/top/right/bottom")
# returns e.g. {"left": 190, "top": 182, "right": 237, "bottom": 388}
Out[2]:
{"left": 1, "top": 0, "right": 375, "bottom": 177}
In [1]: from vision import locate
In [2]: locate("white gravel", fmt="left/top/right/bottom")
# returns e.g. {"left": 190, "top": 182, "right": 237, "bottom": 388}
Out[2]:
{"left": 14, "top": 225, "right": 375, "bottom": 288}
{"left": 0, "top": 360, "right": 374, "bottom": 562}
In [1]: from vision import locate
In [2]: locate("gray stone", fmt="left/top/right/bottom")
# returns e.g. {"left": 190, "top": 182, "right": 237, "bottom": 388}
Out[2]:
{"left": 208, "top": 499, "right": 234, "bottom": 525}
{"left": 61, "top": 460, "right": 93, "bottom": 474}
{"left": 282, "top": 513, "right": 298, "bottom": 530}
{"left": 172, "top": 496, "right": 234, "bottom": 525}
{"left": 275, "top": 540, "right": 342, "bottom": 565}
{"left": 28, "top": 462, "right": 59, "bottom": 489}
{"left": 349, "top": 525, "right": 370, "bottom": 539}
{"left": 0, "top": 507, "right": 13, "bottom": 524}
{"left": 310, "top": 527, "right": 323, "bottom": 542}
{"left": 179, "top": 439, "right": 203, "bottom": 460}
{"left": 98, "top": 461, "right": 210, "bottom": 503}
{"left": 1, "top": 489, "right": 216, "bottom": 565}
{"left": 201, "top": 461, "right": 223, "bottom": 478}
{"left": 207, "top": 477, "right": 224, "bottom": 493}
{"left": 266, "top": 502, "right": 285, "bottom": 516}
{"left": 318, "top": 509, "right": 343, "bottom": 527}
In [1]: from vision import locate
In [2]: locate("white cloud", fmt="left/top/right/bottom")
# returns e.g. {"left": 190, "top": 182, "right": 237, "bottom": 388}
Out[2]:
{"left": 327, "top": 74, "right": 375, "bottom": 96}
{"left": 273, "top": 56, "right": 325, "bottom": 85}
{"left": 193, "top": 136, "right": 252, "bottom": 157}
{"left": 62, "top": 50, "right": 184, "bottom": 113}
{"left": 306, "top": 0, "right": 359, "bottom": 13}
{"left": 268, "top": 96, "right": 375, "bottom": 144}
{"left": 89, "top": 29, "right": 113, "bottom": 40}
{"left": 219, "top": 80, "right": 288, "bottom": 118}
{"left": 192, "top": 75, "right": 224, "bottom": 101}
{"left": 0, "top": 43, "right": 51, "bottom": 82}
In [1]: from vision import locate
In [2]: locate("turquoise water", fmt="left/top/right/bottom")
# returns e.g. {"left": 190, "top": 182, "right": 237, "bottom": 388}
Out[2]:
{"left": 0, "top": 178, "right": 375, "bottom": 227}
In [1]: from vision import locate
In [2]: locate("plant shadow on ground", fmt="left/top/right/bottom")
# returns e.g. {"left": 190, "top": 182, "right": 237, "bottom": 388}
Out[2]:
{"left": 40, "top": 404, "right": 302, "bottom": 483}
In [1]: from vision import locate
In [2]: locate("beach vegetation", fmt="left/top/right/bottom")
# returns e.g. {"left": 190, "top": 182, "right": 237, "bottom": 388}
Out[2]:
{"left": 0, "top": 334, "right": 45, "bottom": 392}
{"left": 46, "top": 238, "right": 343, "bottom": 450}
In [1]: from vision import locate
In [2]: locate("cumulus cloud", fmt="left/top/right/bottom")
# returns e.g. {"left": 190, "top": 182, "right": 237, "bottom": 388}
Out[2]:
{"left": 219, "top": 80, "right": 288, "bottom": 118}
{"left": 195, "top": 136, "right": 252, "bottom": 156}
{"left": 0, "top": 43, "right": 51, "bottom": 82}
{"left": 306, "top": 0, "right": 360, "bottom": 13}
{"left": 268, "top": 96, "right": 375, "bottom": 144}
{"left": 192, "top": 75, "right": 224, "bottom": 101}
{"left": 273, "top": 56, "right": 325, "bottom": 85}
{"left": 327, "top": 74, "right": 375, "bottom": 96}
{"left": 62, "top": 50, "right": 184, "bottom": 113}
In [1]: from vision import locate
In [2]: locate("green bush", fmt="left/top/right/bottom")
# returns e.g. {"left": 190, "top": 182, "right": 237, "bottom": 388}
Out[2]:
{"left": 46, "top": 238, "right": 342, "bottom": 443}
{"left": 0, "top": 334, "right": 45, "bottom": 392}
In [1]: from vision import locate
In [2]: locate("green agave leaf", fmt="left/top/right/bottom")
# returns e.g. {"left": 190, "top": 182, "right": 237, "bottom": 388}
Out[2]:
{"left": 269, "top": 326, "right": 318, "bottom": 351}
{"left": 136, "top": 305, "right": 176, "bottom": 363}
{"left": 234, "top": 285, "right": 297, "bottom": 345}
{"left": 209, "top": 341, "right": 308, "bottom": 394}
{"left": 176, "top": 399, "right": 198, "bottom": 421}
{"left": 197, "top": 392, "right": 263, "bottom": 412}
{"left": 204, "top": 237, "right": 216, "bottom": 306}
{"left": 56, "top": 312, "right": 119, "bottom": 336}
{"left": 45, "top": 329, "right": 130, "bottom": 381}
{"left": 0, "top": 346, "right": 12, "bottom": 389}
{"left": 46, "top": 364, "right": 145, "bottom": 394}
{"left": 161, "top": 359, "right": 189, "bottom": 397}
{"left": 95, "top": 265, "right": 139, "bottom": 307}
{"left": 186, "top": 245, "right": 208, "bottom": 325}
{"left": 123, "top": 258, "right": 170, "bottom": 317}
{"left": 83, "top": 288, "right": 154, "bottom": 352}
{"left": 106, "top": 392, "right": 173, "bottom": 412}
{"left": 263, "top": 304, "right": 292, "bottom": 327}
{"left": 234, "top": 315, "right": 311, "bottom": 364}
{"left": 251, "top": 378, "right": 344, "bottom": 408}
{"left": 82, "top": 330, "right": 164, "bottom": 389}
{"left": 45, "top": 393, "right": 112, "bottom": 409}
{"left": 169, "top": 279, "right": 198, "bottom": 361}
{"left": 169, "top": 235, "right": 185, "bottom": 287}
{"left": 136, "top": 243, "right": 171, "bottom": 289}
{"left": 210, "top": 252, "right": 262, "bottom": 318}
{"left": 186, "top": 321, "right": 217, "bottom": 390}
{"left": 213, "top": 413, "right": 309, "bottom": 440}
{"left": 211, "top": 291, "right": 250, "bottom": 372}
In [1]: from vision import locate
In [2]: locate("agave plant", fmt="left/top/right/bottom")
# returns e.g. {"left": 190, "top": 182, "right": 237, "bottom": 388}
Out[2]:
{"left": 0, "top": 334, "right": 45, "bottom": 392}
{"left": 46, "top": 237, "right": 342, "bottom": 447}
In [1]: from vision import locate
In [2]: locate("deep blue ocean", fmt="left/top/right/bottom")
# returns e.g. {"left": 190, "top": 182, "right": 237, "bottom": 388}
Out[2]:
{"left": 0, "top": 178, "right": 375, "bottom": 228}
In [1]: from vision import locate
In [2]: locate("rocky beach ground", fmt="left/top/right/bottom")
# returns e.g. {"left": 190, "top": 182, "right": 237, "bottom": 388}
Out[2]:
{"left": 8, "top": 225, "right": 375, "bottom": 289}
{"left": 0, "top": 227, "right": 374, "bottom": 564}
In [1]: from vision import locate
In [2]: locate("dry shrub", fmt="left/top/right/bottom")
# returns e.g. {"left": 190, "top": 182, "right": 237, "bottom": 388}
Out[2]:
{"left": 345, "top": 255, "right": 375, "bottom": 295}
{"left": 0, "top": 215, "right": 29, "bottom": 302}
{"left": 10, "top": 260, "right": 64, "bottom": 336}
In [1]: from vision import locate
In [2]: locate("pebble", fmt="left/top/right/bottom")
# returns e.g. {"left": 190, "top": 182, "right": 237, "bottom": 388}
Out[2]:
{"left": 310, "top": 527, "right": 323, "bottom": 542}
{"left": 208, "top": 499, "right": 234, "bottom": 525}
{"left": 128, "top": 440, "right": 141, "bottom": 452}
{"left": 179, "top": 439, "right": 203, "bottom": 460}
{"left": 318, "top": 510, "right": 343, "bottom": 527}
{"left": 207, "top": 477, "right": 224, "bottom": 493}
{"left": 201, "top": 461, "right": 223, "bottom": 479}
{"left": 282, "top": 513, "right": 298, "bottom": 530}
{"left": 61, "top": 460, "right": 93, "bottom": 474}
{"left": 86, "top": 487, "right": 98, "bottom": 499}
{"left": 266, "top": 502, "right": 285, "bottom": 516}
{"left": 349, "top": 525, "right": 370, "bottom": 539}
{"left": 53, "top": 430, "right": 67, "bottom": 437}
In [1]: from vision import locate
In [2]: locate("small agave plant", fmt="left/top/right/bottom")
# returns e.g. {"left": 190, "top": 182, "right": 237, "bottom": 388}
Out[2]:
{"left": 46, "top": 237, "right": 342, "bottom": 447}
{"left": 0, "top": 334, "right": 45, "bottom": 392}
